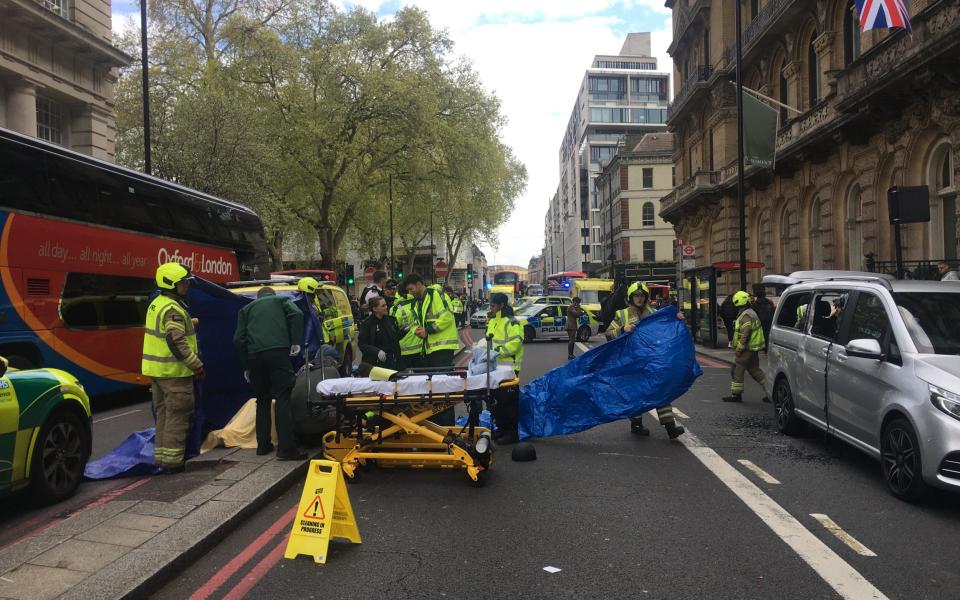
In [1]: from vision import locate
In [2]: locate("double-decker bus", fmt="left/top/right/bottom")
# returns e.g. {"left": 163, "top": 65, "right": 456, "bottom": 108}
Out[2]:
{"left": 0, "top": 127, "right": 270, "bottom": 396}
{"left": 492, "top": 270, "right": 521, "bottom": 295}
{"left": 545, "top": 271, "right": 587, "bottom": 293}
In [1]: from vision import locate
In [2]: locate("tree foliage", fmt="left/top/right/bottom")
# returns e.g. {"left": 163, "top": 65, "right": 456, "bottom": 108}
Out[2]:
{"left": 114, "top": 0, "right": 525, "bottom": 271}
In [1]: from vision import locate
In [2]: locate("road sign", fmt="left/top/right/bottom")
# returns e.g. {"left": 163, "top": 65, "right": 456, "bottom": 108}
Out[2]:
{"left": 285, "top": 460, "right": 361, "bottom": 564}
{"left": 681, "top": 245, "right": 695, "bottom": 257}
{"left": 435, "top": 260, "right": 448, "bottom": 277}
{"left": 682, "top": 257, "right": 696, "bottom": 272}
{"left": 363, "top": 266, "right": 375, "bottom": 282}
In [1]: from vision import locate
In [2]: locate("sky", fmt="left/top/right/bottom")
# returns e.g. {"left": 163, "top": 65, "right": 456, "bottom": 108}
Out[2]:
{"left": 111, "top": 0, "right": 673, "bottom": 268}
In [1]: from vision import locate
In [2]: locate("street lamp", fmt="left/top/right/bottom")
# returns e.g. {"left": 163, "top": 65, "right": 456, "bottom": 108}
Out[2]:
{"left": 140, "top": 0, "right": 151, "bottom": 174}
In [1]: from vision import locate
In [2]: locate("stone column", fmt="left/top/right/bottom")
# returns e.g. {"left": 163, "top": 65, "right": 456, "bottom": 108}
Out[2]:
{"left": 70, "top": 103, "right": 114, "bottom": 159}
{"left": 6, "top": 81, "right": 38, "bottom": 137}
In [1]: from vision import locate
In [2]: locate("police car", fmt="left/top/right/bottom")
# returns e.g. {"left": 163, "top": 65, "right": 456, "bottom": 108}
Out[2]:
{"left": 515, "top": 304, "right": 596, "bottom": 343}
{"left": 0, "top": 358, "right": 92, "bottom": 503}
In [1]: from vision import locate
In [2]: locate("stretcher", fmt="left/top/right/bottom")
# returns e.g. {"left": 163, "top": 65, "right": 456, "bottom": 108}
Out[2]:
{"left": 311, "top": 366, "right": 518, "bottom": 487}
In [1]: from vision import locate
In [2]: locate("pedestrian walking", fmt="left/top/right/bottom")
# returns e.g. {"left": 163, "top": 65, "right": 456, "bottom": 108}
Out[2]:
{"left": 358, "top": 296, "right": 401, "bottom": 370}
{"left": 142, "top": 263, "right": 204, "bottom": 473}
{"left": 233, "top": 286, "right": 307, "bottom": 460}
{"left": 565, "top": 297, "right": 585, "bottom": 360}
{"left": 605, "top": 282, "right": 685, "bottom": 439}
{"left": 722, "top": 291, "right": 768, "bottom": 404}
{"left": 720, "top": 293, "right": 738, "bottom": 349}
{"left": 938, "top": 261, "right": 959, "bottom": 281}
{"left": 486, "top": 292, "right": 524, "bottom": 444}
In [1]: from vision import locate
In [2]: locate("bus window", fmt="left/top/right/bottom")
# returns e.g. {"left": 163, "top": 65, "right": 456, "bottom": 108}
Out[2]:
{"left": 61, "top": 273, "right": 154, "bottom": 329}
{"left": 0, "top": 142, "right": 49, "bottom": 210}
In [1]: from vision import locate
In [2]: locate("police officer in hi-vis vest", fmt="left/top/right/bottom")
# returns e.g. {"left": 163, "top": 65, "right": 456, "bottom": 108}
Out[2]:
{"left": 141, "top": 263, "right": 203, "bottom": 473}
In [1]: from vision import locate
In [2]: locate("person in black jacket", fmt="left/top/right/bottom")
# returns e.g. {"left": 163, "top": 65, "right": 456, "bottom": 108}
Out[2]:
{"left": 751, "top": 284, "right": 775, "bottom": 350}
{"left": 358, "top": 296, "right": 401, "bottom": 370}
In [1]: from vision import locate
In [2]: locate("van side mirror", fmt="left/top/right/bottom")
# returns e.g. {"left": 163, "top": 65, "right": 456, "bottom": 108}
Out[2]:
{"left": 846, "top": 338, "right": 884, "bottom": 360}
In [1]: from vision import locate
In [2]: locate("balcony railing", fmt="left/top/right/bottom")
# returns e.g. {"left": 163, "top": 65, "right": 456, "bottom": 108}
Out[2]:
{"left": 667, "top": 65, "right": 714, "bottom": 119}
{"left": 662, "top": 170, "right": 720, "bottom": 215}
{"left": 720, "top": 0, "right": 795, "bottom": 71}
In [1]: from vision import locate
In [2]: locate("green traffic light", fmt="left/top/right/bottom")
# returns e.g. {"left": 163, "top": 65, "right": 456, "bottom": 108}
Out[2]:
{"left": 347, "top": 278, "right": 354, "bottom": 285}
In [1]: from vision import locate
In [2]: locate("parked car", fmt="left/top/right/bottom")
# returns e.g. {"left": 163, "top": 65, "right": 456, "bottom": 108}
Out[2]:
{"left": 0, "top": 358, "right": 92, "bottom": 503}
{"left": 470, "top": 305, "right": 491, "bottom": 328}
{"left": 765, "top": 273, "right": 960, "bottom": 500}
{"left": 515, "top": 304, "right": 596, "bottom": 343}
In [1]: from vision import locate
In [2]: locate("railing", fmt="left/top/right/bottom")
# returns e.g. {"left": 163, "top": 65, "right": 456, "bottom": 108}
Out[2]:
{"left": 776, "top": 101, "right": 834, "bottom": 150}
{"left": 36, "top": 0, "right": 65, "bottom": 17}
{"left": 720, "top": 0, "right": 794, "bottom": 71}
{"left": 663, "top": 170, "right": 720, "bottom": 214}
{"left": 667, "top": 65, "right": 714, "bottom": 119}
{"left": 869, "top": 259, "right": 951, "bottom": 280}
{"left": 672, "top": 0, "right": 711, "bottom": 49}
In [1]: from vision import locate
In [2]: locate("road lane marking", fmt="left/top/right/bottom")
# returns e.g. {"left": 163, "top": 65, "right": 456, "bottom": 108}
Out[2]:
{"left": 598, "top": 452, "right": 670, "bottom": 460}
{"left": 737, "top": 459, "right": 781, "bottom": 485}
{"left": 93, "top": 409, "right": 142, "bottom": 424}
{"left": 696, "top": 355, "right": 729, "bottom": 369}
{"left": 810, "top": 514, "right": 877, "bottom": 557}
{"left": 678, "top": 429, "right": 888, "bottom": 600}
{"left": 543, "top": 566, "right": 562, "bottom": 574}
{"left": 575, "top": 342, "right": 590, "bottom": 353}
{"left": 673, "top": 408, "right": 690, "bottom": 419}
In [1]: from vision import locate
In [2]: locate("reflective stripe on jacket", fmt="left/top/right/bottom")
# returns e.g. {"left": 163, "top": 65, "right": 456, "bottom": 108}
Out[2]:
{"left": 486, "top": 311, "right": 524, "bottom": 373}
{"left": 417, "top": 286, "right": 458, "bottom": 354}
{"left": 390, "top": 296, "right": 422, "bottom": 356}
{"left": 734, "top": 308, "right": 765, "bottom": 352}
{"left": 142, "top": 294, "right": 197, "bottom": 378}
{"left": 605, "top": 304, "right": 654, "bottom": 339}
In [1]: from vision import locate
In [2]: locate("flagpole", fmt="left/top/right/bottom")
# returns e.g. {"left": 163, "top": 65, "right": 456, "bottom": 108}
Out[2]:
{"left": 729, "top": 81, "right": 802, "bottom": 114}
{"left": 735, "top": 0, "right": 747, "bottom": 291}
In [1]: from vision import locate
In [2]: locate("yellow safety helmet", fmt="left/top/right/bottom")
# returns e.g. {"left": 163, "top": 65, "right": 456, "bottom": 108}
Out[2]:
{"left": 297, "top": 277, "right": 320, "bottom": 294}
{"left": 156, "top": 262, "right": 192, "bottom": 290}
{"left": 626, "top": 281, "right": 650, "bottom": 299}
{"left": 733, "top": 290, "right": 751, "bottom": 307}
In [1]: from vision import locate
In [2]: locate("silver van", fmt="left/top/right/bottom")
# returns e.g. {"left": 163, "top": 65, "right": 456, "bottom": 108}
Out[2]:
{"left": 765, "top": 274, "right": 960, "bottom": 500}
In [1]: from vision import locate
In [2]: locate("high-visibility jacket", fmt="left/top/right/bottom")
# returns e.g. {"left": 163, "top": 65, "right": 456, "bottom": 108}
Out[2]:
{"left": 142, "top": 294, "right": 198, "bottom": 378}
{"left": 486, "top": 310, "right": 524, "bottom": 373}
{"left": 416, "top": 285, "right": 458, "bottom": 355}
{"left": 605, "top": 304, "right": 654, "bottom": 339}
{"left": 451, "top": 298, "right": 463, "bottom": 315}
{"left": 390, "top": 294, "right": 422, "bottom": 357}
{"left": 734, "top": 308, "right": 765, "bottom": 352}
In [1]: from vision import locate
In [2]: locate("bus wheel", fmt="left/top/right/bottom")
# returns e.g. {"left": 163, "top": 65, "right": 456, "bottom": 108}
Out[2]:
{"left": 576, "top": 326, "right": 591, "bottom": 343}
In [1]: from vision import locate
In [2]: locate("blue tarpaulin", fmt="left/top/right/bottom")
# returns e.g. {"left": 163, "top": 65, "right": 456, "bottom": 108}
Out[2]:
{"left": 85, "top": 278, "right": 329, "bottom": 479}
{"left": 519, "top": 306, "right": 703, "bottom": 440}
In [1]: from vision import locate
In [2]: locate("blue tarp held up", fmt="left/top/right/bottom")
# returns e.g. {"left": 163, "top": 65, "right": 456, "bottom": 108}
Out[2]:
{"left": 84, "top": 277, "right": 329, "bottom": 480}
{"left": 519, "top": 306, "right": 703, "bottom": 440}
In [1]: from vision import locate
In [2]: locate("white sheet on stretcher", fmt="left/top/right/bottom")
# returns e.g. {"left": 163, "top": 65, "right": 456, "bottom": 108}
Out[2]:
{"left": 316, "top": 366, "right": 517, "bottom": 397}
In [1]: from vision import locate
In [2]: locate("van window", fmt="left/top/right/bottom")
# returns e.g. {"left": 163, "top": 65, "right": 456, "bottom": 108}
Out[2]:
{"left": 775, "top": 292, "right": 811, "bottom": 330}
{"left": 810, "top": 292, "right": 849, "bottom": 340}
{"left": 847, "top": 292, "right": 901, "bottom": 363}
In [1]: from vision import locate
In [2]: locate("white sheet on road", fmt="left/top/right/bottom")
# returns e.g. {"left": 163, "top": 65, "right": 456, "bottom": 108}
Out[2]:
{"left": 316, "top": 366, "right": 517, "bottom": 397}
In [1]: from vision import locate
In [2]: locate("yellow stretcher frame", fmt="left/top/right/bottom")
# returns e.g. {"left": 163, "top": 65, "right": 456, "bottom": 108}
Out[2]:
{"left": 319, "top": 378, "right": 519, "bottom": 487}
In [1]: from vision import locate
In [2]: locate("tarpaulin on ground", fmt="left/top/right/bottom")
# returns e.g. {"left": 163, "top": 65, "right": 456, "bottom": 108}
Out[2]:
{"left": 85, "top": 278, "right": 327, "bottom": 480}
{"left": 519, "top": 306, "right": 702, "bottom": 439}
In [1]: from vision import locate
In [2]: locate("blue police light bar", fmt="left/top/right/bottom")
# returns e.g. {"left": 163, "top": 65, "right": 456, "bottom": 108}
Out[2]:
{"left": 485, "top": 283, "right": 492, "bottom": 289}
{"left": 564, "top": 282, "right": 570, "bottom": 288}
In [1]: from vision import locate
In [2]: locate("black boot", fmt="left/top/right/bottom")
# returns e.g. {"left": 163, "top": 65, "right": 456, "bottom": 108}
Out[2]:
{"left": 664, "top": 422, "right": 685, "bottom": 439}
{"left": 761, "top": 395, "right": 771, "bottom": 403}
{"left": 630, "top": 417, "right": 650, "bottom": 436}
{"left": 722, "top": 394, "right": 743, "bottom": 403}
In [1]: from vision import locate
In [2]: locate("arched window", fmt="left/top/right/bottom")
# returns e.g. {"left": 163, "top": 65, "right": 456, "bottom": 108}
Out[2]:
{"left": 780, "top": 207, "right": 796, "bottom": 271}
{"left": 703, "top": 28, "right": 710, "bottom": 65}
{"left": 779, "top": 68, "right": 789, "bottom": 124}
{"left": 810, "top": 197, "right": 824, "bottom": 268}
{"left": 807, "top": 31, "right": 820, "bottom": 106}
{"left": 757, "top": 209, "right": 774, "bottom": 273}
{"left": 642, "top": 202, "right": 655, "bottom": 227}
{"left": 927, "top": 143, "right": 957, "bottom": 260}
{"left": 846, "top": 184, "right": 864, "bottom": 269}
{"left": 843, "top": 0, "right": 861, "bottom": 66}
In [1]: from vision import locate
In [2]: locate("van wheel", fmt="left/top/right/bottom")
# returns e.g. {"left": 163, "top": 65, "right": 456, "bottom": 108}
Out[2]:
{"left": 772, "top": 378, "right": 805, "bottom": 435}
{"left": 30, "top": 409, "right": 89, "bottom": 504}
{"left": 576, "top": 326, "right": 591, "bottom": 343}
{"left": 523, "top": 326, "right": 535, "bottom": 343}
{"left": 881, "top": 418, "right": 927, "bottom": 502}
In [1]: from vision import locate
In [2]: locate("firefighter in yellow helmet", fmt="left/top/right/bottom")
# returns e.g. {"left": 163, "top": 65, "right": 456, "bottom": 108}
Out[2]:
{"left": 297, "top": 276, "right": 322, "bottom": 316}
{"left": 605, "top": 281, "right": 685, "bottom": 439}
{"left": 722, "top": 290, "right": 768, "bottom": 403}
{"left": 142, "top": 263, "right": 203, "bottom": 473}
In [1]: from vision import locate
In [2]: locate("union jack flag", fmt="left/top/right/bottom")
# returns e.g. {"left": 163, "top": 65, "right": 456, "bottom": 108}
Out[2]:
{"left": 855, "top": 0, "right": 912, "bottom": 33}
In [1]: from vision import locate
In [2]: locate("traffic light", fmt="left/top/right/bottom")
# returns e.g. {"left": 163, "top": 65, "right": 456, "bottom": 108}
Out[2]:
{"left": 346, "top": 264, "right": 355, "bottom": 285}
{"left": 466, "top": 263, "right": 473, "bottom": 280}
{"left": 396, "top": 270, "right": 403, "bottom": 280}
{"left": 337, "top": 270, "right": 345, "bottom": 285}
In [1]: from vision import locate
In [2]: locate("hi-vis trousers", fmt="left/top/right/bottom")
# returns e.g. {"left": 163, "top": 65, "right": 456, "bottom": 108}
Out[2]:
{"left": 151, "top": 376, "right": 195, "bottom": 469}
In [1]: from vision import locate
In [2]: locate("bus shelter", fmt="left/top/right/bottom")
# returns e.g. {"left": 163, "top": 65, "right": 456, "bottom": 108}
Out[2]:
{"left": 681, "top": 261, "right": 764, "bottom": 348}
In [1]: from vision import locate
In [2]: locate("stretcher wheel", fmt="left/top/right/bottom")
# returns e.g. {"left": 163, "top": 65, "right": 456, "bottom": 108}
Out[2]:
{"left": 469, "top": 469, "right": 489, "bottom": 488}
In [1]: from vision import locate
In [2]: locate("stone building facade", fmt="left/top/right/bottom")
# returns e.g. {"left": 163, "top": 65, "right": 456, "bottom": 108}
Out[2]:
{"left": 0, "top": 0, "right": 130, "bottom": 159}
{"left": 661, "top": 0, "right": 959, "bottom": 289}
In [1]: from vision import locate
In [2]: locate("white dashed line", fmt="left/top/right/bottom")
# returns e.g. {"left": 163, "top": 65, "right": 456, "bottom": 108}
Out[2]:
{"left": 672, "top": 408, "right": 690, "bottom": 419}
{"left": 737, "top": 459, "right": 781, "bottom": 485}
{"left": 810, "top": 514, "right": 877, "bottom": 557}
{"left": 575, "top": 342, "right": 590, "bottom": 353}
{"left": 93, "top": 409, "right": 142, "bottom": 424}
{"left": 678, "top": 428, "right": 887, "bottom": 599}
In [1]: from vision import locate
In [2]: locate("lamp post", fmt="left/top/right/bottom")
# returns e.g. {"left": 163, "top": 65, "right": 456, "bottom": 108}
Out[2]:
{"left": 735, "top": 0, "right": 747, "bottom": 290}
{"left": 140, "top": 0, "right": 151, "bottom": 175}
{"left": 429, "top": 211, "right": 435, "bottom": 283}
{"left": 388, "top": 174, "right": 395, "bottom": 278}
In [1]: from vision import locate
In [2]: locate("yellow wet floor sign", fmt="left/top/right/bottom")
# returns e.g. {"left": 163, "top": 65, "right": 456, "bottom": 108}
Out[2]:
{"left": 285, "top": 459, "right": 361, "bottom": 564}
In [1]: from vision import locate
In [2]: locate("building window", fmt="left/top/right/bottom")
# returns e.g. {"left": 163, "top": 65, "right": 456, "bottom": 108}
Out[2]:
{"left": 629, "top": 108, "right": 668, "bottom": 124}
{"left": 779, "top": 70, "right": 789, "bottom": 124}
{"left": 808, "top": 32, "right": 820, "bottom": 106}
{"left": 780, "top": 208, "right": 796, "bottom": 271}
{"left": 630, "top": 77, "right": 667, "bottom": 102}
{"left": 672, "top": 167, "right": 676, "bottom": 187}
{"left": 642, "top": 202, "right": 655, "bottom": 226}
{"left": 589, "top": 76, "right": 627, "bottom": 101}
{"left": 36, "top": 97, "right": 63, "bottom": 144}
{"left": 708, "top": 128, "right": 715, "bottom": 170}
{"left": 703, "top": 28, "right": 710, "bottom": 65}
{"left": 642, "top": 240, "right": 656, "bottom": 262}
{"left": 40, "top": 0, "right": 65, "bottom": 17}
{"left": 846, "top": 184, "right": 864, "bottom": 269}
{"left": 750, "top": 0, "right": 758, "bottom": 19}
{"left": 642, "top": 168, "right": 653, "bottom": 189}
{"left": 595, "top": 60, "right": 655, "bottom": 70}
{"left": 843, "top": 1, "right": 861, "bottom": 66}
{"left": 810, "top": 197, "right": 824, "bottom": 269}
